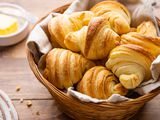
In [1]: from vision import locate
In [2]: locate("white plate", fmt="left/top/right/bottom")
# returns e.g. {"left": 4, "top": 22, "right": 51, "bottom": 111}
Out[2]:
{"left": 0, "top": 3, "right": 29, "bottom": 46}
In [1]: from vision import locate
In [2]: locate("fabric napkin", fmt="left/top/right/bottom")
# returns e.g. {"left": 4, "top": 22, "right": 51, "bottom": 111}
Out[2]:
{"left": 27, "top": 0, "right": 160, "bottom": 103}
{"left": 0, "top": 90, "right": 18, "bottom": 120}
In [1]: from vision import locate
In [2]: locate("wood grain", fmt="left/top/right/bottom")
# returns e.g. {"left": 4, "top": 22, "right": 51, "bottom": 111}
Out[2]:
{"left": 13, "top": 100, "right": 72, "bottom": 120}
{"left": 0, "top": 58, "right": 52, "bottom": 99}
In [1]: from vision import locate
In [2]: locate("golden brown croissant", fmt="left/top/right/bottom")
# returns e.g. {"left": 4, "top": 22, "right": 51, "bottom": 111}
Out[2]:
{"left": 90, "top": 1, "right": 131, "bottom": 34}
{"left": 136, "top": 21, "right": 157, "bottom": 37}
{"left": 64, "top": 17, "right": 120, "bottom": 60}
{"left": 44, "top": 48, "right": 95, "bottom": 89}
{"left": 121, "top": 33, "right": 160, "bottom": 57}
{"left": 106, "top": 44, "right": 154, "bottom": 89}
{"left": 106, "top": 20, "right": 160, "bottom": 89}
{"left": 77, "top": 66, "right": 128, "bottom": 99}
{"left": 48, "top": 11, "right": 94, "bottom": 48}
{"left": 121, "top": 21, "right": 160, "bottom": 57}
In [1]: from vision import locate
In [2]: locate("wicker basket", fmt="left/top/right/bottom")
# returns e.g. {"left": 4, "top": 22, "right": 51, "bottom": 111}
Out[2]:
{"left": 27, "top": 4, "right": 160, "bottom": 120}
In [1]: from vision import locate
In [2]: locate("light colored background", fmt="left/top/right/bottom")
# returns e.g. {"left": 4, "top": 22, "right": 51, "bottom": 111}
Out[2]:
{"left": 0, "top": 0, "right": 73, "bottom": 58}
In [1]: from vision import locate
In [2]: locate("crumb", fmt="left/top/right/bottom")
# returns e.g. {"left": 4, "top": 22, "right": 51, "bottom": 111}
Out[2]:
{"left": 26, "top": 100, "right": 32, "bottom": 107}
{"left": 36, "top": 111, "right": 40, "bottom": 115}
{"left": 16, "top": 85, "right": 21, "bottom": 92}
{"left": 20, "top": 98, "right": 23, "bottom": 103}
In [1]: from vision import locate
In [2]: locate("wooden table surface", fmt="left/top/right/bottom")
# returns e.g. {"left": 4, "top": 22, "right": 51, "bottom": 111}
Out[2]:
{"left": 0, "top": 0, "right": 160, "bottom": 120}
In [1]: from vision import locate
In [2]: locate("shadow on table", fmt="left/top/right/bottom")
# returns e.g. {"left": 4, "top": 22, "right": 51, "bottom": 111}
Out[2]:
{"left": 129, "top": 105, "right": 145, "bottom": 120}
{"left": 57, "top": 113, "right": 73, "bottom": 120}
{"left": 56, "top": 106, "right": 144, "bottom": 120}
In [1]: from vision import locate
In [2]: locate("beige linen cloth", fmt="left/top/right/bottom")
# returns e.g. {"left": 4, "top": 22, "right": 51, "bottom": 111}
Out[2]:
{"left": 0, "top": 90, "right": 18, "bottom": 120}
{"left": 27, "top": 0, "right": 160, "bottom": 103}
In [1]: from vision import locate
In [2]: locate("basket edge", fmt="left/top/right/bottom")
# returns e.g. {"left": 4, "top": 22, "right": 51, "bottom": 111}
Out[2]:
{"left": 25, "top": 3, "right": 160, "bottom": 106}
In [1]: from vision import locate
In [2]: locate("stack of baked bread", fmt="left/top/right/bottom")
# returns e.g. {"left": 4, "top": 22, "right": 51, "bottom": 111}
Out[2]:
{"left": 43, "top": 1, "right": 160, "bottom": 99}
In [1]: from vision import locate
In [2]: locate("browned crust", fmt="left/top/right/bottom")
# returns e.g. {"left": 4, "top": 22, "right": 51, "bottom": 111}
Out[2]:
{"left": 90, "top": 0, "right": 131, "bottom": 19}
{"left": 84, "top": 17, "right": 105, "bottom": 56}
{"left": 48, "top": 16, "right": 67, "bottom": 48}
{"left": 77, "top": 66, "right": 127, "bottom": 99}
{"left": 122, "top": 44, "right": 155, "bottom": 61}
{"left": 46, "top": 48, "right": 95, "bottom": 89}
{"left": 132, "top": 33, "right": 160, "bottom": 46}
{"left": 54, "top": 49, "right": 62, "bottom": 88}
{"left": 64, "top": 50, "right": 72, "bottom": 88}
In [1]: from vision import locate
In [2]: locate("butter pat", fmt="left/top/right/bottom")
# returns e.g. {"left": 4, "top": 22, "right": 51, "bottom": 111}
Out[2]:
{"left": 0, "top": 14, "right": 18, "bottom": 35}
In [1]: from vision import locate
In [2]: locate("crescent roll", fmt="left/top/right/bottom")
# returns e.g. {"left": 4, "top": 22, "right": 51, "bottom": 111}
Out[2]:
{"left": 106, "top": 44, "right": 153, "bottom": 89}
{"left": 44, "top": 48, "right": 95, "bottom": 89}
{"left": 64, "top": 17, "right": 120, "bottom": 60}
{"left": 77, "top": 66, "right": 128, "bottom": 99}
{"left": 136, "top": 21, "right": 157, "bottom": 37}
{"left": 106, "top": 20, "right": 160, "bottom": 89}
{"left": 48, "top": 11, "right": 94, "bottom": 48}
{"left": 90, "top": 1, "right": 131, "bottom": 34}
{"left": 121, "top": 21, "right": 160, "bottom": 57}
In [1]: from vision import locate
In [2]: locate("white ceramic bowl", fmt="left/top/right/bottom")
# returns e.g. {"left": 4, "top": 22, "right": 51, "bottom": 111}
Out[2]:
{"left": 0, "top": 3, "right": 29, "bottom": 46}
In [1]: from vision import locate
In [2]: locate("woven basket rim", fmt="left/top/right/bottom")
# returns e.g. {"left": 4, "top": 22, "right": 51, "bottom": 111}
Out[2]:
{"left": 26, "top": 3, "right": 160, "bottom": 107}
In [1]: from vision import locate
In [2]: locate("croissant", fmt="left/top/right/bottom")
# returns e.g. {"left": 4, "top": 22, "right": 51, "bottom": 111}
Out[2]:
{"left": 48, "top": 11, "right": 94, "bottom": 48}
{"left": 106, "top": 44, "right": 153, "bottom": 89}
{"left": 90, "top": 1, "right": 131, "bottom": 34}
{"left": 106, "top": 20, "right": 160, "bottom": 89}
{"left": 77, "top": 66, "right": 128, "bottom": 99}
{"left": 121, "top": 33, "right": 160, "bottom": 57}
{"left": 64, "top": 17, "right": 120, "bottom": 60}
{"left": 44, "top": 48, "right": 95, "bottom": 89}
{"left": 136, "top": 21, "right": 157, "bottom": 37}
{"left": 121, "top": 21, "right": 160, "bottom": 57}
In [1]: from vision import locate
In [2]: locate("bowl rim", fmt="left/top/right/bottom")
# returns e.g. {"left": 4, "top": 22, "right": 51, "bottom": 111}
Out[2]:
{"left": 0, "top": 2, "right": 29, "bottom": 38}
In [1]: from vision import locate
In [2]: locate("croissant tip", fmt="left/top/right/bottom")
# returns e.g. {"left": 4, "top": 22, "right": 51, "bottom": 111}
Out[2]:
{"left": 119, "top": 74, "right": 141, "bottom": 89}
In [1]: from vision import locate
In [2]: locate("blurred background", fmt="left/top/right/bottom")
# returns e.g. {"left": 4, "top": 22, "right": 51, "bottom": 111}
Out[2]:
{"left": 0, "top": 0, "right": 73, "bottom": 58}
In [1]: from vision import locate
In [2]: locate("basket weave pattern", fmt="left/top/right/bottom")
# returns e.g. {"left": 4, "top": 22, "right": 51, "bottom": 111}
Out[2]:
{"left": 27, "top": 4, "right": 160, "bottom": 120}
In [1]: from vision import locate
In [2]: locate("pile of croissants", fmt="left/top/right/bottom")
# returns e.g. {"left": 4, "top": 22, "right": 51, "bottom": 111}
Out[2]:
{"left": 43, "top": 1, "right": 160, "bottom": 99}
